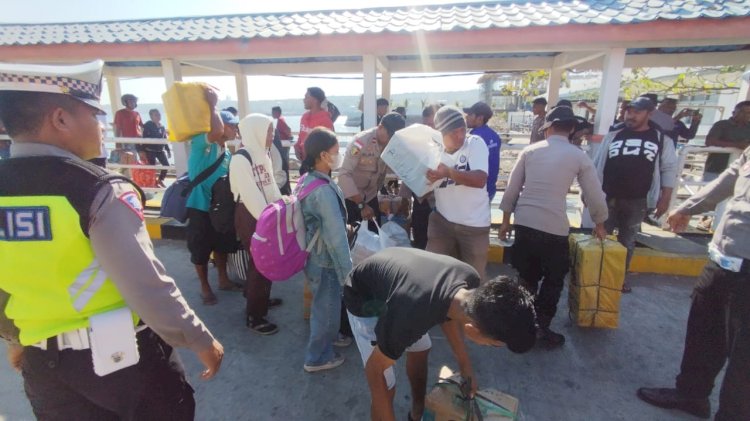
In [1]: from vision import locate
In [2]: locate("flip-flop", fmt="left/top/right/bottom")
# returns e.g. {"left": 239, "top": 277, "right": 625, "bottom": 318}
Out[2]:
{"left": 268, "top": 298, "right": 283, "bottom": 308}
{"left": 622, "top": 283, "right": 632, "bottom": 293}
{"left": 218, "top": 282, "right": 243, "bottom": 292}
{"left": 201, "top": 293, "right": 218, "bottom": 305}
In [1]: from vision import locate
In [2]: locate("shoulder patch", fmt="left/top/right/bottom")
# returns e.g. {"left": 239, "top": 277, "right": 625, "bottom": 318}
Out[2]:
{"left": 351, "top": 139, "right": 364, "bottom": 156}
{"left": 118, "top": 191, "right": 144, "bottom": 220}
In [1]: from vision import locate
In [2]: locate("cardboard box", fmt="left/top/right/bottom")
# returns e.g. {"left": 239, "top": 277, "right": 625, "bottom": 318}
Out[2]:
{"left": 568, "top": 235, "right": 626, "bottom": 328}
{"left": 424, "top": 369, "right": 519, "bottom": 421}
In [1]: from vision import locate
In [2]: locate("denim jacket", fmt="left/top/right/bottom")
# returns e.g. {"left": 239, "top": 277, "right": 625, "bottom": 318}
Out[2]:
{"left": 300, "top": 170, "right": 353, "bottom": 284}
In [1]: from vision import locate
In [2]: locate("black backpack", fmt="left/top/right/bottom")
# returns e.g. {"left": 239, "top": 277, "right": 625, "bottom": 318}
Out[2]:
{"left": 209, "top": 175, "right": 236, "bottom": 234}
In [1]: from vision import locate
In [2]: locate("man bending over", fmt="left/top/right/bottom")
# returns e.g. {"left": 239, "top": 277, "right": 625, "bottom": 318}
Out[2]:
{"left": 344, "top": 247, "right": 536, "bottom": 421}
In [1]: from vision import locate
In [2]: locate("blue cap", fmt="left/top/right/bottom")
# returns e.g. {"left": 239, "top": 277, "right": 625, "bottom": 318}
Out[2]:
{"left": 220, "top": 110, "right": 239, "bottom": 124}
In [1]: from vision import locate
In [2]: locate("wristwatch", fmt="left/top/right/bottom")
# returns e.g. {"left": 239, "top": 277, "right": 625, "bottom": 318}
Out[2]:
{"left": 357, "top": 202, "right": 365, "bottom": 210}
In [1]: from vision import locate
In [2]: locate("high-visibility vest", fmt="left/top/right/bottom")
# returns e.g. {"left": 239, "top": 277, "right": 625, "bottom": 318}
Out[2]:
{"left": 0, "top": 156, "right": 142, "bottom": 345}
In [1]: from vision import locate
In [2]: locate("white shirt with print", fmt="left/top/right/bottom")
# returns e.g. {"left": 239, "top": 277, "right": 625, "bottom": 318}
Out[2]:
{"left": 434, "top": 134, "right": 490, "bottom": 227}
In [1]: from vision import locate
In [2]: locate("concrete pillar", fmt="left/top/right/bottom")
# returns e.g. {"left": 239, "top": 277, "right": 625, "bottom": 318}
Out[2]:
{"left": 161, "top": 59, "right": 189, "bottom": 175}
{"left": 593, "top": 48, "right": 626, "bottom": 136}
{"left": 104, "top": 75, "right": 122, "bottom": 135}
{"left": 381, "top": 71, "right": 391, "bottom": 103}
{"left": 546, "top": 67, "right": 563, "bottom": 106}
{"left": 739, "top": 66, "right": 750, "bottom": 101}
{"left": 363, "top": 55, "right": 378, "bottom": 130}
{"left": 235, "top": 74, "right": 249, "bottom": 118}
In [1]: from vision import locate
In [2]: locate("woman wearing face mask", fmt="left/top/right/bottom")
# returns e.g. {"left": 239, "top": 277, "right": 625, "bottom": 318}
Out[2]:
{"left": 230, "top": 113, "right": 283, "bottom": 335}
{"left": 337, "top": 112, "right": 406, "bottom": 233}
{"left": 298, "top": 127, "right": 353, "bottom": 373}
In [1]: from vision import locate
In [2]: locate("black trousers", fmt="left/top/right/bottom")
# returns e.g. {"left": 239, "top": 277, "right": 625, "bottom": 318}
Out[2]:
{"left": 410, "top": 196, "right": 431, "bottom": 250}
{"left": 146, "top": 150, "right": 170, "bottom": 182}
{"left": 344, "top": 196, "right": 381, "bottom": 233}
{"left": 22, "top": 329, "right": 194, "bottom": 421}
{"left": 675, "top": 262, "right": 750, "bottom": 421}
{"left": 511, "top": 225, "right": 570, "bottom": 328}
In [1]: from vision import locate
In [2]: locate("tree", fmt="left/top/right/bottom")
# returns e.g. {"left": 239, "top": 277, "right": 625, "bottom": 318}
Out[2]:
{"left": 620, "top": 66, "right": 743, "bottom": 99}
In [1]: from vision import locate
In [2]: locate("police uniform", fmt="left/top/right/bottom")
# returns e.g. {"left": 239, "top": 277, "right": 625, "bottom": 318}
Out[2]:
{"left": 0, "top": 61, "right": 216, "bottom": 420}
{"left": 638, "top": 147, "right": 750, "bottom": 420}
{"left": 337, "top": 127, "right": 388, "bottom": 230}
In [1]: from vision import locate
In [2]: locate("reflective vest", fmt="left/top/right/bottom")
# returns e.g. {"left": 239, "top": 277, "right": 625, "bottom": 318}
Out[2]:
{"left": 0, "top": 156, "right": 142, "bottom": 345}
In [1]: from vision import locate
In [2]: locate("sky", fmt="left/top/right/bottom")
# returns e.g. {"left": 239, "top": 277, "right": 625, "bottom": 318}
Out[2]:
{"left": 4, "top": 0, "right": 486, "bottom": 103}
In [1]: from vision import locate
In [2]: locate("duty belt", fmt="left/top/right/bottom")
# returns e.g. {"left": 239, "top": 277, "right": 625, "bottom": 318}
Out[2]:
{"left": 31, "top": 324, "right": 148, "bottom": 351}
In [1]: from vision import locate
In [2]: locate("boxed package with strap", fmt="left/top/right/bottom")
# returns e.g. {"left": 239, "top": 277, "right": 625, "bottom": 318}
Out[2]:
{"left": 424, "top": 368, "right": 519, "bottom": 421}
{"left": 161, "top": 82, "right": 211, "bottom": 142}
{"left": 568, "top": 234, "right": 626, "bottom": 329}
{"left": 380, "top": 124, "right": 443, "bottom": 197}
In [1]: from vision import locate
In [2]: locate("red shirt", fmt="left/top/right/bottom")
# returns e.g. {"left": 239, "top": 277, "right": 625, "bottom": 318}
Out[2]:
{"left": 296, "top": 110, "right": 334, "bottom": 160}
{"left": 276, "top": 116, "right": 293, "bottom": 141}
{"left": 114, "top": 109, "right": 143, "bottom": 137}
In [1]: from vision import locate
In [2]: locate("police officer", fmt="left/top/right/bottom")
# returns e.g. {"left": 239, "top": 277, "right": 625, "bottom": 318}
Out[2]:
{"left": 338, "top": 112, "right": 405, "bottom": 232}
{"left": 0, "top": 60, "right": 223, "bottom": 420}
{"left": 637, "top": 147, "right": 750, "bottom": 420}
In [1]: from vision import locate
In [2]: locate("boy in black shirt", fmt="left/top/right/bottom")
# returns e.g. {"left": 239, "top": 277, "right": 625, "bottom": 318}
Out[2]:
{"left": 344, "top": 248, "right": 536, "bottom": 421}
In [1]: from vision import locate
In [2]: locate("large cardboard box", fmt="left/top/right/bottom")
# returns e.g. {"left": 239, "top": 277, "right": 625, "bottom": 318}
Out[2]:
{"left": 568, "top": 235, "right": 626, "bottom": 328}
{"left": 424, "top": 370, "right": 519, "bottom": 421}
{"left": 161, "top": 82, "right": 211, "bottom": 142}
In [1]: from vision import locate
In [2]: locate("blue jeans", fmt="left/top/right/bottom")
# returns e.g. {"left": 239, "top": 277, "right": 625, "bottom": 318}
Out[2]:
{"left": 305, "top": 266, "right": 342, "bottom": 365}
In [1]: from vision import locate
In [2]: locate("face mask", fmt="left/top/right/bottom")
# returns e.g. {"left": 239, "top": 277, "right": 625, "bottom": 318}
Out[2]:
{"left": 328, "top": 152, "right": 343, "bottom": 170}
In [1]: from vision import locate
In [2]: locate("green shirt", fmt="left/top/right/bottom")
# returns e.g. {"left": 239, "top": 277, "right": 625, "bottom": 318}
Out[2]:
{"left": 704, "top": 118, "right": 750, "bottom": 174}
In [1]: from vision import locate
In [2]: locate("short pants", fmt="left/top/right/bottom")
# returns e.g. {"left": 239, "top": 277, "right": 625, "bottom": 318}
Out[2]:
{"left": 347, "top": 312, "right": 432, "bottom": 389}
{"left": 186, "top": 208, "right": 237, "bottom": 265}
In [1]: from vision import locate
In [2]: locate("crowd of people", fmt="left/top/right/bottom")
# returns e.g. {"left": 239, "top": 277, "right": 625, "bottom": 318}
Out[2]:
{"left": 1, "top": 58, "right": 749, "bottom": 421}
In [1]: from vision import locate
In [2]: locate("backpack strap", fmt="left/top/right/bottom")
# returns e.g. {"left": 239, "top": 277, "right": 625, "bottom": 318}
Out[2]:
{"left": 180, "top": 152, "right": 226, "bottom": 198}
{"left": 296, "top": 177, "right": 329, "bottom": 200}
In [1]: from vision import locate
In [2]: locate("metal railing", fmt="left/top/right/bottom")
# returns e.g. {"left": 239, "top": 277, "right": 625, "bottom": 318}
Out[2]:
{"left": 667, "top": 145, "right": 741, "bottom": 229}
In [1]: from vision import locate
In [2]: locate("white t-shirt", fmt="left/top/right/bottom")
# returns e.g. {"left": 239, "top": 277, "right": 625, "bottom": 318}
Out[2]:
{"left": 433, "top": 134, "right": 490, "bottom": 227}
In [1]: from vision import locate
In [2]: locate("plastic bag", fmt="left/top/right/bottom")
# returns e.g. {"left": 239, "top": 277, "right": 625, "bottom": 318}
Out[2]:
{"left": 379, "top": 221, "right": 411, "bottom": 248}
{"left": 350, "top": 220, "right": 401, "bottom": 265}
{"left": 380, "top": 124, "right": 444, "bottom": 197}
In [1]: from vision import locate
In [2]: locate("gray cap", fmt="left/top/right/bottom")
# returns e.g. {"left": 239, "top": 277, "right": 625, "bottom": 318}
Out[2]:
{"left": 434, "top": 105, "right": 466, "bottom": 134}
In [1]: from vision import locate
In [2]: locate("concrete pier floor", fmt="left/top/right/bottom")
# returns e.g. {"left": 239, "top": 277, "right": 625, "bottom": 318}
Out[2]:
{"left": 1, "top": 240, "right": 719, "bottom": 421}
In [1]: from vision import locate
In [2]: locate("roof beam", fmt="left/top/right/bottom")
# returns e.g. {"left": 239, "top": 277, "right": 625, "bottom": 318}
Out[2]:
{"left": 376, "top": 56, "right": 390, "bottom": 73}
{"left": 181, "top": 60, "right": 243, "bottom": 75}
{"left": 388, "top": 56, "right": 555, "bottom": 72}
{"left": 553, "top": 51, "right": 607, "bottom": 70}
{"left": 624, "top": 50, "right": 750, "bottom": 68}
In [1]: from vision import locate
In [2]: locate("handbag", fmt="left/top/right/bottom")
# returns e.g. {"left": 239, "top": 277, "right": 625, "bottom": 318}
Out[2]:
{"left": 228, "top": 247, "right": 250, "bottom": 281}
{"left": 160, "top": 153, "right": 225, "bottom": 223}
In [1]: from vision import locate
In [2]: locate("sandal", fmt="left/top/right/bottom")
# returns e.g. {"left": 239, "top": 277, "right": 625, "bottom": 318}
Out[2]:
{"left": 268, "top": 298, "right": 283, "bottom": 308}
{"left": 622, "top": 282, "right": 632, "bottom": 294}
{"left": 219, "top": 282, "right": 243, "bottom": 292}
{"left": 247, "top": 317, "right": 279, "bottom": 335}
{"left": 201, "top": 293, "right": 218, "bottom": 306}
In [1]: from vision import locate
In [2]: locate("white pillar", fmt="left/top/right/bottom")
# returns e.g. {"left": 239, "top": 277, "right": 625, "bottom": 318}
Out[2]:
{"left": 105, "top": 75, "right": 122, "bottom": 134}
{"left": 363, "top": 55, "right": 378, "bottom": 129}
{"left": 235, "top": 74, "right": 249, "bottom": 118}
{"left": 381, "top": 71, "right": 391, "bottom": 104}
{"left": 546, "top": 67, "right": 563, "bottom": 106}
{"left": 593, "top": 48, "right": 626, "bottom": 136}
{"left": 161, "top": 59, "right": 189, "bottom": 175}
{"left": 739, "top": 66, "right": 750, "bottom": 101}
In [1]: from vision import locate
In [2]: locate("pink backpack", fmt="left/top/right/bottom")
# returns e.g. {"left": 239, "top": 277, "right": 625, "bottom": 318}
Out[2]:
{"left": 250, "top": 174, "right": 328, "bottom": 281}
